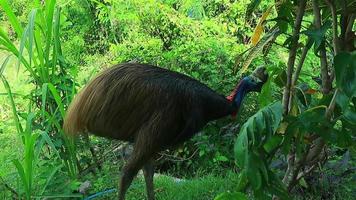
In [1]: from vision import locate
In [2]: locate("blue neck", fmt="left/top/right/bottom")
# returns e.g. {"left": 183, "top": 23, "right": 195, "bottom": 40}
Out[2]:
{"left": 232, "top": 81, "right": 247, "bottom": 110}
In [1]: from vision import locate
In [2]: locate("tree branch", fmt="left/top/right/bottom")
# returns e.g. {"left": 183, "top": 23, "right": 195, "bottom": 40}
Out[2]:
{"left": 292, "top": 39, "right": 311, "bottom": 86}
{"left": 282, "top": 0, "right": 307, "bottom": 115}
{"left": 325, "top": 0, "right": 340, "bottom": 54}
{"left": 312, "top": 0, "right": 332, "bottom": 95}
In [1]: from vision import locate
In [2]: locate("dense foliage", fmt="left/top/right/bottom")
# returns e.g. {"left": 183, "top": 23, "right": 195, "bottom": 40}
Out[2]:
{"left": 0, "top": 0, "right": 355, "bottom": 199}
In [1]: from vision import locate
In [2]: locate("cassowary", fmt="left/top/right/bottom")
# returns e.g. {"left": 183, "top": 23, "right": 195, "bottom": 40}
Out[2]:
{"left": 63, "top": 63, "right": 268, "bottom": 200}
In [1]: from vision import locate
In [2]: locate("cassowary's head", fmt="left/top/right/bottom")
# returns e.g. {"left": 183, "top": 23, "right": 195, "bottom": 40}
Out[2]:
{"left": 242, "top": 66, "right": 269, "bottom": 92}
{"left": 227, "top": 66, "right": 269, "bottom": 116}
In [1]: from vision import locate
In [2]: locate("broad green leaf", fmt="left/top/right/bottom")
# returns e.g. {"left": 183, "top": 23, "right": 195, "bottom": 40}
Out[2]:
{"left": 258, "top": 72, "right": 273, "bottom": 107}
{"left": 274, "top": 69, "right": 287, "bottom": 88}
{"left": 298, "top": 106, "right": 326, "bottom": 131}
{"left": 332, "top": 129, "right": 353, "bottom": 148}
{"left": 302, "top": 21, "right": 331, "bottom": 55}
{"left": 235, "top": 128, "right": 249, "bottom": 167}
{"left": 299, "top": 178, "right": 308, "bottom": 188}
{"left": 263, "top": 135, "right": 283, "bottom": 153}
{"left": 236, "top": 169, "right": 248, "bottom": 191}
{"left": 334, "top": 52, "right": 356, "bottom": 98}
{"left": 275, "top": 1, "right": 293, "bottom": 33}
{"left": 344, "top": 109, "right": 356, "bottom": 125}
{"left": 216, "top": 155, "right": 229, "bottom": 162}
{"left": 235, "top": 102, "right": 283, "bottom": 167}
{"left": 336, "top": 90, "right": 350, "bottom": 111}
{"left": 246, "top": 153, "right": 262, "bottom": 189}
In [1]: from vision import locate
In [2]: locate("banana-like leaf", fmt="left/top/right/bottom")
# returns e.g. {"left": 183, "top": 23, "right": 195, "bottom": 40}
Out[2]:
{"left": 251, "top": 6, "right": 273, "bottom": 46}
{"left": 240, "top": 26, "right": 280, "bottom": 74}
{"left": 235, "top": 102, "right": 284, "bottom": 195}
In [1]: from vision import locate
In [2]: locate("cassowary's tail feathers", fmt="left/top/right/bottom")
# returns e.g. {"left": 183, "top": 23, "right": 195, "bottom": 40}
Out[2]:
{"left": 63, "top": 67, "right": 114, "bottom": 136}
{"left": 63, "top": 89, "right": 86, "bottom": 136}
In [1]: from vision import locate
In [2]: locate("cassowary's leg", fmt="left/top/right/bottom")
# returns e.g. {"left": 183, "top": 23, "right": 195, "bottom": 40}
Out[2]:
{"left": 118, "top": 136, "right": 155, "bottom": 200}
{"left": 143, "top": 159, "right": 155, "bottom": 200}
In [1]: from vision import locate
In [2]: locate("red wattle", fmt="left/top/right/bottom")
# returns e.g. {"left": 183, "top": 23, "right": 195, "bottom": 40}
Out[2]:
{"left": 226, "top": 94, "right": 237, "bottom": 118}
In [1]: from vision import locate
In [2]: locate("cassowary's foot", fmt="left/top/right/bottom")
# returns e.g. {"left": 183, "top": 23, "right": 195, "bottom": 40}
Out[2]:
{"left": 143, "top": 159, "right": 155, "bottom": 200}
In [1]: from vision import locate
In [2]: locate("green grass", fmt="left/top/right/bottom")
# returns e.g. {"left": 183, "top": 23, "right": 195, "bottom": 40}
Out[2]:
{"left": 86, "top": 170, "right": 240, "bottom": 200}
{"left": 0, "top": 51, "right": 29, "bottom": 182}
{"left": 130, "top": 173, "right": 239, "bottom": 200}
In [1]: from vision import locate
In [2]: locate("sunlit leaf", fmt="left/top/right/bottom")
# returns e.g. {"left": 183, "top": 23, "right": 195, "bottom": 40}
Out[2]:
{"left": 240, "top": 27, "right": 280, "bottom": 73}
{"left": 251, "top": 6, "right": 273, "bottom": 45}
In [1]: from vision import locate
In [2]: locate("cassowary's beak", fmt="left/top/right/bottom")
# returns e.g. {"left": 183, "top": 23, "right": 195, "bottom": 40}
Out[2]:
{"left": 251, "top": 66, "right": 268, "bottom": 83}
{"left": 248, "top": 66, "right": 269, "bottom": 92}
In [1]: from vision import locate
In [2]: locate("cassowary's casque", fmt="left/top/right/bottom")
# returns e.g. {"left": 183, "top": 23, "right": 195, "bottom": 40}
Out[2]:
{"left": 63, "top": 63, "right": 268, "bottom": 200}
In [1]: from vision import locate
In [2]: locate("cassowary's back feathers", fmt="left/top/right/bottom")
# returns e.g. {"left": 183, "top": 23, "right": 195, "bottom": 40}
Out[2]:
{"left": 63, "top": 63, "right": 231, "bottom": 142}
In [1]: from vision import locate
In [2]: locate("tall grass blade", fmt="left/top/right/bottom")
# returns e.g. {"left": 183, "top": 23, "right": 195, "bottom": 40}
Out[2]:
{"left": 40, "top": 131, "right": 61, "bottom": 159}
{"left": 41, "top": 84, "right": 48, "bottom": 118}
{"left": 44, "top": 0, "right": 56, "bottom": 63}
{"left": 27, "top": 10, "right": 37, "bottom": 68}
{"left": 46, "top": 83, "right": 65, "bottom": 118}
{"left": 0, "top": 28, "right": 32, "bottom": 72}
{"left": 0, "top": 55, "right": 11, "bottom": 76}
{"left": 17, "top": 9, "right": 38, "bottom": 76}
{"left": 39, "top": 164, "right": 63, "bottom": 195}
{"left": 0, "top": 28, "right": 18, "bottom": 52}
{"left": 34, "top": 24, "right": 46, "bottom": 81}
{"left": 12, "top": 159, "right": 29, "bottom": 198}
{"left": 52, "top": 7, "right": 62, "bottom": 73}
{"left": 0, "top": 75, "right": 23, "bottom": 133}
{"left": 17, "top": 24, "right": 30, "bottom": 75}
{"left": 0, "top": 0, "right": 23, "bottom": 36}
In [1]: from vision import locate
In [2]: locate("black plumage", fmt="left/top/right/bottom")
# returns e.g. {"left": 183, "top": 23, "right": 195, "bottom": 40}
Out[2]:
{"left": 63, "top": 63, "right": 268, "bottom": 200}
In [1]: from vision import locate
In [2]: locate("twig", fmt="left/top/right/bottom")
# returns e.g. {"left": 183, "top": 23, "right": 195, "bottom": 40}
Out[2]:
{"left": 287, "top": 144, "right": 312, "bottom": 191}
{"left": 282, "top": 152, "right": 295, "bottom": 184}
{"left": 296, "top": 165, "right": 317, "bottom": 180}
{"left": 79, "top": 143, "right": 125, "bottom": 176}
{"left": 158, "top": 148, "right": 199, "bottom": 162}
